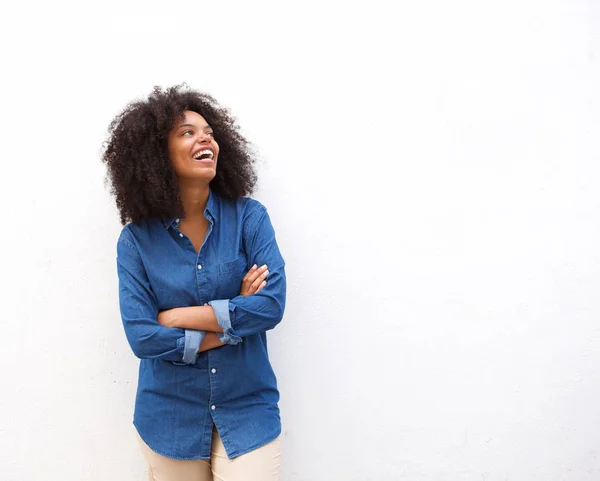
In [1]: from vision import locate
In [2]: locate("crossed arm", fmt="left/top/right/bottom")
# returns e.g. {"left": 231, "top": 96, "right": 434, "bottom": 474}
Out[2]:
{"left": 157, "top": 264, "right": 270, "bottom": 352}
{"left": 117, "top": 206, "right": 286, "bottom": 362}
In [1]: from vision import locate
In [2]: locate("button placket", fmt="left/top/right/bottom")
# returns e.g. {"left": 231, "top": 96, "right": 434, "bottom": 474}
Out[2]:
{"left": 195, "top": 218, "right": 213, "bottom": 292}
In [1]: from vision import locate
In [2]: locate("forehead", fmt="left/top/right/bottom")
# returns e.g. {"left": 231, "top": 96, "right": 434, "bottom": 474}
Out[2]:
{"left": 175, "top": 110, "right": 210, "bottom": 129}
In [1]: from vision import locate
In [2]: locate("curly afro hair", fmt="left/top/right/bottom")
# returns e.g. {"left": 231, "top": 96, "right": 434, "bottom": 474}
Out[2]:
{"left": 102, "top": 84, "right": 257, "bottom": 225}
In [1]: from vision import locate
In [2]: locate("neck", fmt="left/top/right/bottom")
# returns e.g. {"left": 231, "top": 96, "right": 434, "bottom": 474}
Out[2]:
{"left": 179, "top": 179, "right": 210, "bottom": 219}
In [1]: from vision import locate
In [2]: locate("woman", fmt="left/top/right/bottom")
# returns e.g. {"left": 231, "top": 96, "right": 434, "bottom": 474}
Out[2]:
{"left": 102, "top": 84, "right": 286, "bottom": 481}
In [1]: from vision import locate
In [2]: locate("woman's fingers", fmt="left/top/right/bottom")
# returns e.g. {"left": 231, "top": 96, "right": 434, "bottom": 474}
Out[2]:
{"left": 249, "top": 268, "right": 269, "bottom": 292}
{"left": 240, "top": 265, "right": 258, "bottom": 295}
{"left": 241, "top": 264, "right": 268, "bottom": 296}
{"left": 245, "top": 264, "right": 267, "bottom": 284}
{"left": 243, "top": 264, "right": 259, "bottom": 283}
{"left": 254, "top": 280, "right": 267, "bottom": 294}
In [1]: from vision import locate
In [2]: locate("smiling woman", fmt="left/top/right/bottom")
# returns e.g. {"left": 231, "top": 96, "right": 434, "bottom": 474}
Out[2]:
{"left": 169, "top": 111, "right": 219, "bottom": 176}
{"left": 101, "top": 85, "right": 286, "bottom": 481}
{"left": 103, "top": 85, "right": 257, "bottom": 225}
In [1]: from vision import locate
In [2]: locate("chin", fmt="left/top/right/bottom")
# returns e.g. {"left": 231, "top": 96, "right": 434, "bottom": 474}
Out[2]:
{"left": 179, "top": 169, "right": 216, "bottom": 182}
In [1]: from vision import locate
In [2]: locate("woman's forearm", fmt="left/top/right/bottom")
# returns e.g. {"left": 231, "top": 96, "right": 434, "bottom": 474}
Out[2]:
{"left": 168, "top": 305, "right": 223, "bottom": 332}
{"left": 199, "top": 332, "right": 225, "bottom": 352}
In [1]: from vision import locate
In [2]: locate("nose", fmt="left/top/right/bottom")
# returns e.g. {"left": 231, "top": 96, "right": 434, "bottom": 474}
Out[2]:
{"left": 198, "top": 131, "right": 212, "bottom": 144}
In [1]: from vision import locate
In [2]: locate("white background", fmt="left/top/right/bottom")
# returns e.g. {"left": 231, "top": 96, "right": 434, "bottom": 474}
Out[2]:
{"left": 1, "top": 1, "right": 599, "bottom": 480}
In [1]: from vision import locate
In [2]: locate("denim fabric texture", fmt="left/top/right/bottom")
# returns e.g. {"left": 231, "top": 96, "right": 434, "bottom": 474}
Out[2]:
{"left": 116, "top": 189, "right": 286, "bottom": 460}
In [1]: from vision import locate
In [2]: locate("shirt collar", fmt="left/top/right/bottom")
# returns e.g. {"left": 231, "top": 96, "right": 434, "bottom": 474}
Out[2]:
{"left": 162, "top": 188, "right": 219, "bottom": 229}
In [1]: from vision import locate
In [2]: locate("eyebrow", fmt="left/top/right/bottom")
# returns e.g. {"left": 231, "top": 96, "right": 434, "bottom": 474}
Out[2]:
{"left": 178, "top": 123, "right": 213, "bottom": 130}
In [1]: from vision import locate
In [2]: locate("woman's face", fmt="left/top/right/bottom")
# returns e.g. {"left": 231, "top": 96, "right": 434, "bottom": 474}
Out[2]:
{"left": 167, "top": 110, "right": 220, "bottom": 182}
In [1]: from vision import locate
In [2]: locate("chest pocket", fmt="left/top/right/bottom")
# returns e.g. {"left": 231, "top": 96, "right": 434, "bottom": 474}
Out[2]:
{"left": 216, "top": 254, "right": 248, "bottom": 299}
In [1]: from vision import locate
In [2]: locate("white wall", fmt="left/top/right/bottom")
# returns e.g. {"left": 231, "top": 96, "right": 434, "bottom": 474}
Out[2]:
{"left": 1, "top": 1, "right": 599, "bottom": 480}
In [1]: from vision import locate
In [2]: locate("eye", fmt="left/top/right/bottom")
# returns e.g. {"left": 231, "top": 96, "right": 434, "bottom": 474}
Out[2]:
{"left": 182, "top": 130, "right": 193, "bottom": 136}
{"left": 207, "top": 131, "right": 214, "bottom": 138}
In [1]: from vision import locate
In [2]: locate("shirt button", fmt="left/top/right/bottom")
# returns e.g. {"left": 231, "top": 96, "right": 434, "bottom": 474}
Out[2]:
{"left": 198, "top": 265, "right": 202, "bottom": 270}
{"left": 211, "top": 368, "right": 217, "bottom": 374}
{"left": 211, "top": 405, "right": 216, "bottom": 410}
{"left": 176, "top": 218, "right": 180, "bottom": 223}
{"left": 179, "top": 233, "right": 183, "bottom": 237}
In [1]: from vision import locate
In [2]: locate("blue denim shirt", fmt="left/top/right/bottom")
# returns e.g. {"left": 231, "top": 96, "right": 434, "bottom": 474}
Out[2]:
{"left": 116, "top": 189, "right": 286, "bottom": 460}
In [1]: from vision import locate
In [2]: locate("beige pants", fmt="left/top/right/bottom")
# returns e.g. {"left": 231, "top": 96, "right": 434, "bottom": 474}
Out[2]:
{"left": 136, "top": 429, "right": 282, "bottom": 481}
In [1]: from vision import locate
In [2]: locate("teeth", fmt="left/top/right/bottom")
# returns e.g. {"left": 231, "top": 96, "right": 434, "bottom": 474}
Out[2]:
{"left": 193, "top": 149, "right": 213, "bottom": 160}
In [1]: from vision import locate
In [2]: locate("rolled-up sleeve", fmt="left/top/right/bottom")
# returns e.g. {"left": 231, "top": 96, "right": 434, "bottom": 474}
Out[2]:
{"left": 208, "top": 299, "right": 241, "bottom": 345}
{"left": 182, "top": 329, "right": 206, "bottom": 364}
{"left": 209, "top": 206, "right": 286, "bottom": 344}
{"left": 117, "top": 234, "right": 195, "bottom": 363}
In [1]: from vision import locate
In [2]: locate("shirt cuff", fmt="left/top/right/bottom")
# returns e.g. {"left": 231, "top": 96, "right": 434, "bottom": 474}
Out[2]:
{"left": 182, "top": 329, "right": 206, "bottom": 364}
{"left": 208, "top": 299, "right": 242, "bottom": 345}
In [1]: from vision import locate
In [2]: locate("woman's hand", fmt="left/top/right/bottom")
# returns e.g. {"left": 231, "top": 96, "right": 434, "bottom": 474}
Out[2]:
{"left": 240, "top": 264, "right": 269, "bottom": 296}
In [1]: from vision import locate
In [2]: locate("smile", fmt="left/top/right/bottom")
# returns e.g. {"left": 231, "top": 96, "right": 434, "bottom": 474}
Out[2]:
{"left": 192, "top": 149, "right": 215, "bottom": 161}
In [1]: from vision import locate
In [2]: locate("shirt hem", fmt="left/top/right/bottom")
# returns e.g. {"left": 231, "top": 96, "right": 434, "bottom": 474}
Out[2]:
{"left": 134, "top": 422, "right": 211, "bottom": 461}
{"left": 227, "top": 425, "right": 282, "bottom": 459}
